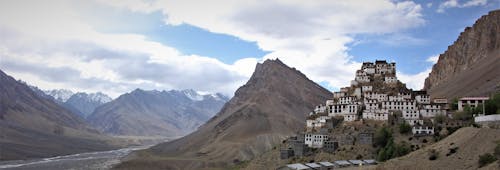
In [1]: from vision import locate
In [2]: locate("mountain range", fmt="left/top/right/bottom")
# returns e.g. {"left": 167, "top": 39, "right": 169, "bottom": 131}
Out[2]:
{"left": 87, "top": 89, "right": 228, "bottom": 137}
{"left": 29, "top": 87, "right": 112, "bottom": 118}
{"left": 116, "top": 59, "right": 332, "bottom": 169}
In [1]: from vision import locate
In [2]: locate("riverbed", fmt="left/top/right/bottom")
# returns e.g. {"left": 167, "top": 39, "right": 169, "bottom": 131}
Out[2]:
{"left": 0, "top": 145, "right": 152, "bottom": 170}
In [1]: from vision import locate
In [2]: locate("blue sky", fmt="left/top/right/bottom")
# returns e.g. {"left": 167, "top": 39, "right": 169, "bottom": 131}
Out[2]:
{"left": 0, "top": 0, "right": 498, "bottom": 97}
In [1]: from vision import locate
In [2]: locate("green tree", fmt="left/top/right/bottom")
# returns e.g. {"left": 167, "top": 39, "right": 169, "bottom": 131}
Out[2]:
{"left": 377, "top": 148, "right": 388, "bottom": 161}
{"left": 484, "top": 92, "right": 500, "bottom": 115}
{"left": 375, "top": 126, "right": 392, "bottom": 147}
{"left": 399, "top": 122, "right": 411, "bottom": 134}
{"left": 393, "top": 142, "right": 411, "bottom": 157}
{"left": 450, "top": 98, "right": 459, "bottom": 110}
{"left": 478, "top": 153, "right": 497, "bottom": 167}
{"left": 494, "top": 143, "right": 500, "bottom": 159}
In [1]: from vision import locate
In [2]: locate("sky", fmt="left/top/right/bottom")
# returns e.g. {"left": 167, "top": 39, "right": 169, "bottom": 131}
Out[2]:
{"left": 0, "top": 0, "right": 498, "bottom": 98}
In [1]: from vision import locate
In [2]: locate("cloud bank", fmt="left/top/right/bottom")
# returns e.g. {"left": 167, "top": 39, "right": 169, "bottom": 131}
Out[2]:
{"left": 0, "top": 0, "right": 430, "bottom": 97}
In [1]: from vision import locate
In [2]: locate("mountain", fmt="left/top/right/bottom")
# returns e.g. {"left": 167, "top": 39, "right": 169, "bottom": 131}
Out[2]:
{"left": 0, "top": 70, "right": 120, "bottom": 160}
{"left": 424, "top": 10, "right": 500, "bottom": 99}
{"left": 65, "top": 92, "right": 112, "bottom": 118}
{"left": 86, "top": 89, "right": 228, "bottom": 137}
{"left": 115, "top": 59, "right": 332, "bottom": 169}
{"left": 43, "top": 89, "right": 74, "bottom": 102}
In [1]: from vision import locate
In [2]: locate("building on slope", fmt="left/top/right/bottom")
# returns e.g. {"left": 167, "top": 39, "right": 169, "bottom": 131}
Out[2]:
{"left": 300, "top": 60, "right": 449, "bottom": 151}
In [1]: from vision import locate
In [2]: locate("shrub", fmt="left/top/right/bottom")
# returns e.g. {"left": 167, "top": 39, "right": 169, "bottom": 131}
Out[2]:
{"left": 399, "top": 122, "right": 411, "bottom": 134}
{"left": 434, "top": 115, "right": 446, "bottom": 124}
{"left": 478, "top": 153, "right": 497, "bottom": 167}
{"left": 446, "top": 147, "right": 458, "bottom": 156}
{"left": 428, "top": 149, "right": 438, "bottom": 160}
{"left": 375, "top": 126, "right": 392, "bottom": 147}
{"left": 495, "top": 143, "right": 500, "bottom": 159}
{"left": 393, "top": 142, "right": 411, "bottom": 157}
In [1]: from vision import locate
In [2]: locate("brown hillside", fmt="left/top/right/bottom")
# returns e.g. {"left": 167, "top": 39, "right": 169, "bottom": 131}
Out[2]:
{"left": 375, "top": 127, "right": 500, "bottom": 170}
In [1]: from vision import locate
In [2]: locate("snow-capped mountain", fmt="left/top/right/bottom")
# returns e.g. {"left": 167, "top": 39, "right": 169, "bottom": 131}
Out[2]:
{"left": 87, "top": 89, "right": 228, "bottom": 136}
{"left": 38, "top": 89, "right": 112, "bottom": 118}
{"left": 65, "top": 92, "right": 112, "bottom": 118}
{"left": 43, "top": 89, "right": 74, "bottom": 102}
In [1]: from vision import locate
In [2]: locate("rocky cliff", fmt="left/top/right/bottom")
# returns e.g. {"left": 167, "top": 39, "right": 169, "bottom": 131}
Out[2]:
{"left": 115, "top": 59, "right": 332, "bottom": 169}
{"left": 424, "top": 10, "right": 500, "bottom": 99}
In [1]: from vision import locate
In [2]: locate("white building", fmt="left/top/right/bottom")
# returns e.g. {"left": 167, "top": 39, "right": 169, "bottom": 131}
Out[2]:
{"left": 402, "top": 110, "right": 419, "bottom": 120}
{"left": 420, "top": 108, "right": 446, "bottom": 118}
{"left": 362, "top": 62, "right": 376, "bottom": 74}
{"left": 306, "top": 116, "right": 331, "bottom": 128}
{"left": 325, "top": 100, "right": 334, "bottom": 106}
{"left": 384, "top": 76, "right": 397, "bottom": 84}
{"left": 362, "top": 109, "right": 389, "bottom": 121}
{"left": 343, "top": 114, "right": 358, "bottom": 122}
{"left": 364, "top": 92, "right": 387, "bottom": 102}
{"left": 333, "top": 92, "right": 346, "bottom": 99}
{"left": 362, "top": 85, "right": 373, "bottom": 92}
{"left": 412, "top": 126, "right": 434, "bottom": 135}
{"left": 338, "top": 96, "right": 357, "bottom": 105}
{"left": 405, "top": 119, "right": 424, "bottom": 126}
{"left": 399, "top": 93, "right": 412, "bottom": 100}
{"left": 314, "top": 105, "right": 326, "bottom": 114}
{"left": 458, "top": 97, "right": 489, "bottom": 111}
{"left": 365, "top": 100, "right": 379, "bottom": 110}
{"left": 415, "top": 94, "right": 431, "bottom": 104}
{"left": 305, "top": 133, "right": 328, "bottom": 148}
{"left": 355, "top": 75, "right": 370, "bottom": 83}
{"left": 381, "top": 100, "right": 416, "bottom": 111}
{"left": 329, "top": 104, "right": 359, "bottom": 116}
{"left": 388, "top": 95, "right": 405, "bottom": 102}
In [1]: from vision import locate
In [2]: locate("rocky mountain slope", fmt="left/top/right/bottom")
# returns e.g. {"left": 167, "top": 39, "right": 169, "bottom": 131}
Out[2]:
{"left": 87, "top": 89, "right": 228, "bottom": 137}
{"left": 115, "top": 59, "right": 332, "bottom": 169}
{"left": 424, "top": 10, "right": 500, "bottom": 99}
{"left": 65, "top": 92, "right": 112, "bottom": 118}
{"left": 0, "top": 70, "right": 120, "bottom": 160}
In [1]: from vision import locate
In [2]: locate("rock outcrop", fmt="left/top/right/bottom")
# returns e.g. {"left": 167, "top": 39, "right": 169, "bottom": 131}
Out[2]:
{"left": 424, "top": 10, "right": 500, "bottom": 99}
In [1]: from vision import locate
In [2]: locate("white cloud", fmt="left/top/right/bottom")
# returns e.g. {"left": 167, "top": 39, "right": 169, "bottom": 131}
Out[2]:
{"left": 0, "top": 0, "right": 250, "bottom": 98}
{"left": 0, "top": 0, "right": 428, "bottom": 98}
{"left": 96, "top": 0, "right": 425, "bottom": 91}
{"left": 426, "top": 55, "right": 440, "bottom": 64}
{"left": 437, "top": 0, "right": 488, "bottom": 13}
{"left": 398, "top": 68, "right": 432, "bottom": 90}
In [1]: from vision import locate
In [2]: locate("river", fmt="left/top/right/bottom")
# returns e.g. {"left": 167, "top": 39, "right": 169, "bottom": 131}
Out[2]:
{"left": 0, "top": 145, "right": 152, "bottom": 170}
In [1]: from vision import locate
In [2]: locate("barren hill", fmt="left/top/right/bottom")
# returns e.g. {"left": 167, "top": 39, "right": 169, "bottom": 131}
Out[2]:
{"left": 0, "top": 70, "right": 120, "bottom": 160}
{"left": 374, "top": 127, "right": 500, "bottom": 170}
{"left": 424, "top": 10, "right": 500, "bottom": 99}
{"left": 115, "top": 59, "right": 332, "bottom": 169}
